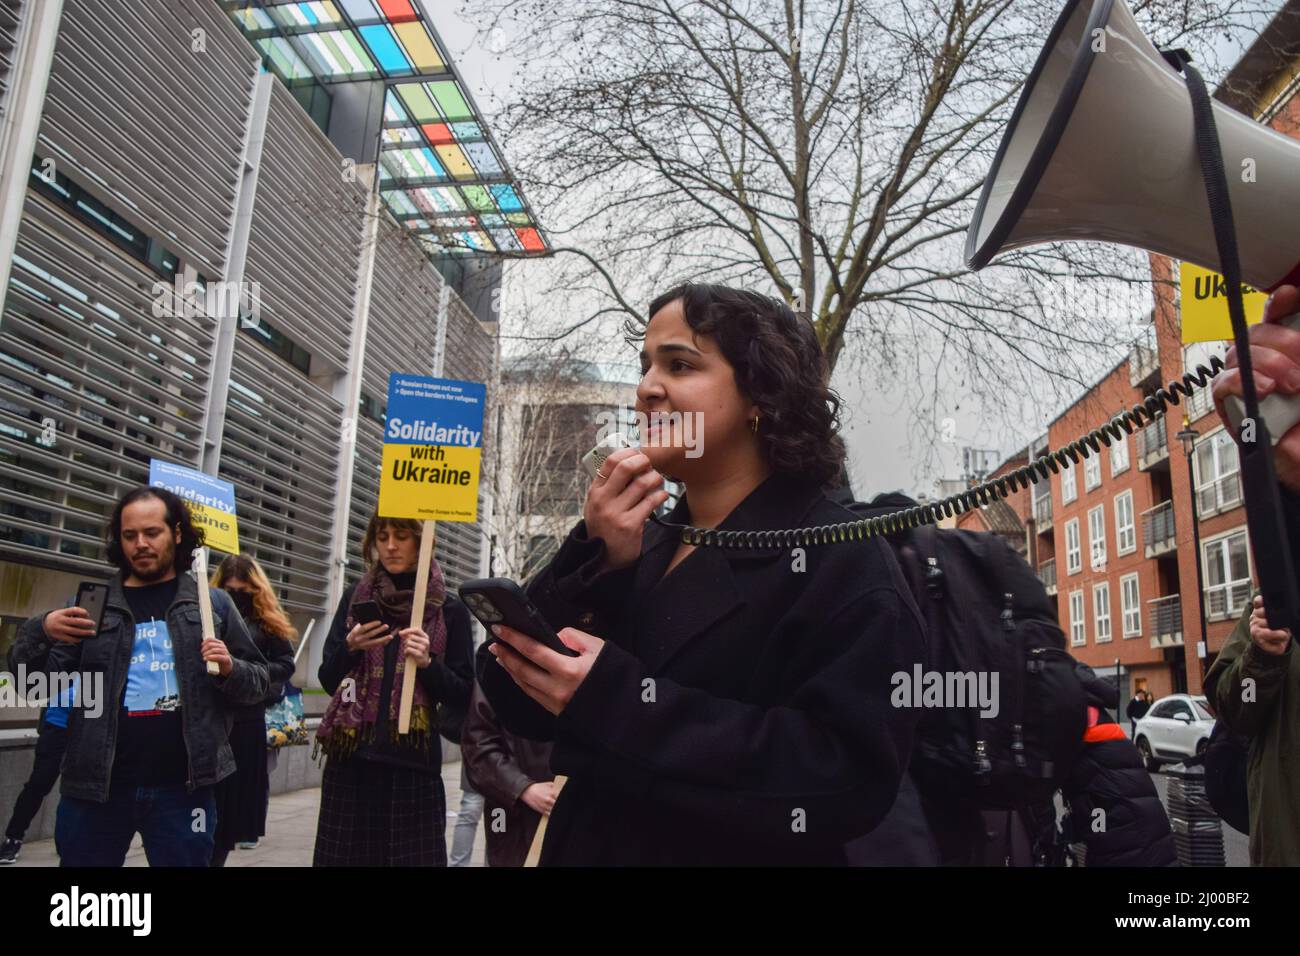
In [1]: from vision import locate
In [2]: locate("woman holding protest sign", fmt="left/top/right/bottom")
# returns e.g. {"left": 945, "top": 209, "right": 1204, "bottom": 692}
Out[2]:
{"left": 477, "top": 283, "right": 927, "bottom": 865}
{"left": 208, "top": 554, "right": 297, "bottom": 867}
{"left": 313, "top": 514, "right": 474, "bottom": 866}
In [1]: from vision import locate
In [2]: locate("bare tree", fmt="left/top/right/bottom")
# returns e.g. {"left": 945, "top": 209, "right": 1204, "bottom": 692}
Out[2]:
{"left": 465, "top": 0, "right": 1277, "bottom": 430}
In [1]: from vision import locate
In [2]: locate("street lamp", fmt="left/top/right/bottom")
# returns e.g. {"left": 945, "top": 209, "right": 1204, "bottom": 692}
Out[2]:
{"left": 1176, "top": 418, "right": 1210, "bottom": 686}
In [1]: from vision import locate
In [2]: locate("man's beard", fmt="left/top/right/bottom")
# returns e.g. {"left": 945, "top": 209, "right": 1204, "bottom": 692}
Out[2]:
{"left": 131, "top": 542, "right": 176, "bottom": 581}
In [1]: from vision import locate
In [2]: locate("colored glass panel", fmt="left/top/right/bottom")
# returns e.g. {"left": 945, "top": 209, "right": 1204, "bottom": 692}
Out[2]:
{"left": 428, "top": 81, "right": 470, "bottom": 119}
{"left": 422, "top": 122, "right": 454, "bottom": 145}
{"left": 359, "top": 24, "right": 410, "bottom": 72}
{"left": 517, "top": 228, "right": 545, "bottom": 251}
{"left": 490, "top": 184, "right": 524, "bottom": 211}
{"left": 461, "top": 185, "right": 495, "bottom": 212}
{"left": 302, "top": 32, "right": 347, "bottom": 75}
{"left": 383, "top": 91, "right": 409, "bottom": 123}
{"left": 464, "top": 142, "right": 502, "bottom": 176}
{"left": 393, "top": 21, "right": 444, "bottom": 70}
{"left": 397, "top": 84, "right": 439, "bottom": 122}
{"left": 233, "top": 7, "right": 275, "bottom": 30}
{"left": 426, "top": 187, "right": 466, "bottom": 211}
{"left": 505, "top": 212, "right": 531, "bottom": 226}
{"left": 377, "top": 0, "right": 418, "bottom": 21}
{"left": 336, "top": 30, "right": 375, "bottom": 72}
{"left": 451, "top": 122, "right": 481, "bottom": 140}
{"left": 338, "top": 0, "right": 379, "bottom": 21}
{"left": 490, "top": 229, "right": 521, "bottom": 251}
{"left": 435, "top": 144, "right": 474, "bottom": 179}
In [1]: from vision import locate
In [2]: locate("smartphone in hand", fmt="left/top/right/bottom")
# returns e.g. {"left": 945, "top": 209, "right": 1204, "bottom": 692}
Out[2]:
{"left": 458, "top": 578, "right": 577, "bottom": 657}
{"left": 73, "top": 582, "right": 109, "bottom": 639}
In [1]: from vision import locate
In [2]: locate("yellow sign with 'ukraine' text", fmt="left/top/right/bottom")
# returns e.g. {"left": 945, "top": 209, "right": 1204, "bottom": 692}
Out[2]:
{"left": 148, "top": 460, "right": 240, "bottom": 554}
{"left": 1180, "top": 263, "right": 1268, "bottom": 343}
{"left": 377, "top": 374, "right": 485, "bottom": 522}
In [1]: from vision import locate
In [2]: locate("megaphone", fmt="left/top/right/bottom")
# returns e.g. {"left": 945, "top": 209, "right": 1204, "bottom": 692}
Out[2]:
{"left": 966, "top": 0, "right": 1300, "bottom": 439}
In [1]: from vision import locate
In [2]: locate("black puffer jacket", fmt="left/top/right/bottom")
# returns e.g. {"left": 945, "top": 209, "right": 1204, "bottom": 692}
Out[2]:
{"left": 1063, "top": 664, "right": 1177, "bottom": 867}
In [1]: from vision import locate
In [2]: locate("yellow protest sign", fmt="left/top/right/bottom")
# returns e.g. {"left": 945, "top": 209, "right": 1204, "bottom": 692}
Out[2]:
{"left": 1179, "top": 263, "right": 1268, "bottom": 343}
{"left": 148, "top": 460, "right": 240, "bottom": 554}
{"left": 377, "top": 374, "right": 485, "bottom": 522}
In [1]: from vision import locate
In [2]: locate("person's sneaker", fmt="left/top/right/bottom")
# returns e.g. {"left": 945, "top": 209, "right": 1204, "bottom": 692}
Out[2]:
{"left": 236, "top": 839, "right": 260, "bottom": 850}
{"left": 0, "top": 839, "right": 21, "bottom": 864}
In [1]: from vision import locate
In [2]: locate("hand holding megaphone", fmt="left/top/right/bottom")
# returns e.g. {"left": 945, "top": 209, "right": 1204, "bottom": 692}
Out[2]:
{"left": 1214, "top": 285, "right": 1300, "bottom": 492}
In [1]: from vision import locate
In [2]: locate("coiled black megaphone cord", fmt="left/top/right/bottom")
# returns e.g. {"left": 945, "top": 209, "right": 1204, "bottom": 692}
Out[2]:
{"left": 650, "top": 356, "right": 1226, "bottom": 548}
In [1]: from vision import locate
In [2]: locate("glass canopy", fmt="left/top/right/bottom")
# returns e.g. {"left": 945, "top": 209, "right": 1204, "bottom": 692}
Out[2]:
{"left": 223, "top": 0, "right": 548, "bottom": 256}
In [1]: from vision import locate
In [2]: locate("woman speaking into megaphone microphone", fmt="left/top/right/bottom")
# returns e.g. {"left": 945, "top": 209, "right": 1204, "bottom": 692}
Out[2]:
{"left": 475, "top": 283, "right": 927, "bottom": 866}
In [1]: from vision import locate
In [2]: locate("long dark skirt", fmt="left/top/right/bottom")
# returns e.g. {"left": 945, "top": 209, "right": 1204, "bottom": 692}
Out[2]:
{"left": 213, "top": 717, "right": 270, "bottom": 852}
{"left": 313, "top": 757, "right": 447, "bottom": 867}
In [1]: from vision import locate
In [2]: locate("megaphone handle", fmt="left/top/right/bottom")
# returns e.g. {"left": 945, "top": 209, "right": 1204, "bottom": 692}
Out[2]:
{"left": 1222, "top": 315, "right": 1300, "bottom": 444}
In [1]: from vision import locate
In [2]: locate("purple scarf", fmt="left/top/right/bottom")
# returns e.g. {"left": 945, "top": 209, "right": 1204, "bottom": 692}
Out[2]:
{"left": 314, "top": 560, "right": 448, "bottom": 761}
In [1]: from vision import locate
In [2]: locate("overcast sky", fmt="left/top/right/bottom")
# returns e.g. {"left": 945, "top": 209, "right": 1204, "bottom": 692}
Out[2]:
{"left": 431, "top": 1, "right": 1283, "bottom": 501}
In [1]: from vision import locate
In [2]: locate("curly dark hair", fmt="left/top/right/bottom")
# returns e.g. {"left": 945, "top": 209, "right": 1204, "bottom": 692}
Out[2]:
{"left": 627, "top": 283, "right": 846, "bottom": 489}
{"left": 106, "top": 486, "right": 205, "bottom": 573}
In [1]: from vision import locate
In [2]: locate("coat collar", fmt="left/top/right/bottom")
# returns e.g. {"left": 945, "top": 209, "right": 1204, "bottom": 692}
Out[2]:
{"left": 632, "top": 472, "right": 825, "bottom": 673}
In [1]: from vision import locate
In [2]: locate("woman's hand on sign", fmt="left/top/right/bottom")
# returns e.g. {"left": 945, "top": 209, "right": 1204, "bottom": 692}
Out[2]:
{"left": 43, "top": 607, "right": 98, "bottom": 644}
{"left": 345, "top": 620, "right": 390, "bottom": 653}
{"left": 1213, "top": 284, "right": 1300, "bottom": 493}
{"left": 399, "top": 627, "right": 432, "bottom": 668}
{"left": 202, "top": 637, "right": 233, "bottom": 677}
{"left": 583, "top": 447, "right": 668, "bottom": 570}
{"left": 486, "top": 623, "right": 603, "bottom": 716}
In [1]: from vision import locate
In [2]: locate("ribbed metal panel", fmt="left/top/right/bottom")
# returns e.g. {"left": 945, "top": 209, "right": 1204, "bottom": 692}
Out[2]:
{"left": 0, "top": 0, "right": 22, "bottom": 123}
{"left": 0, "top": 193, "right": 213, "bottom": 571}
{"left": 243, "top": 81, "right": 366, "bottom": 374}
{"left": 36, "top": 0, "right": 256, "bottom": 276}
{"left": 218, "top": 341, "right": 341, "bottom": 617}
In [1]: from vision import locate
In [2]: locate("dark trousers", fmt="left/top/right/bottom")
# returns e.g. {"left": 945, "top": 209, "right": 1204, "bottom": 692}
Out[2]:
{"left": 5, "top": 723, "right": 67, "bottom": 841}
{"left": 55, "top": 782, "right": 217, "bottom": 867}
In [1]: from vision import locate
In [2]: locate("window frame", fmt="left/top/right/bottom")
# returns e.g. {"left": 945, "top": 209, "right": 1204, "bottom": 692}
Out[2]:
{"left": 1093, "top": 581, "right": 1112, "bottom": 643}
{"left": 1115, "top": 489, "right": 1136, "bottom": 556}
{"left": 1084, "top": 452, "right": 1102, "bottom": 491}
{"left": 1065, "top": 518, "right": 1082, "bottom": 575}
{"left": 1061, "top": 460, "right": 1077, "bottom": 505}
{"left": 1201, "top": 526, "right": 1252, "bottom": 621}
{"left": 1069, "top": 589, "right": 1086, "bottom": 646}
{"left": 1088, "top": 503, "right": 1107, "bottom": 569}
{"left": 1110, "top": 431, "right": 1130, "bottom": 476}
{"left": 1192, "top": 427, "right": 1242, "bottom": 518}
{"left": 1120, "top": 571, "right": 1141, "bottom": 637}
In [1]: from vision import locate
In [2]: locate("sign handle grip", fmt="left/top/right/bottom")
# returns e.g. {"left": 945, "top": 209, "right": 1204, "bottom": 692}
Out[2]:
{"left": 192, "top": 548, "right": 221, "bottom": 676}
{"left": 397, "top": 520, "right": 436, "bottom": 734}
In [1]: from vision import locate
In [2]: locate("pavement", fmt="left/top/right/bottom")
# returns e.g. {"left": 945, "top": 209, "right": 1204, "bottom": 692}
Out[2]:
{"left": 7, "top": 761, "right": 1248, "bottom": 868}
{"left": 9, "top": 759, "right": 486, "bottom": 868}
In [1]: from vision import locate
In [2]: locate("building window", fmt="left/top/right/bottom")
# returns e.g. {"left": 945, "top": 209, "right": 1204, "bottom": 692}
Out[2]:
{"left": 1203, "top": 529, "right": 1251, "bottom": 620}
{"left": 1084, "top": 453, "right": 1101, "bottom": 491}
{"left": 1120, "top": 572, "right": 1141, "bottom": 637}
{"left": 1065, "top": 518, "right": 1081, "bottom": 574}
{"left": 1069, "top": 590, "right": 1086, "bottom": 646}
{"left": 1094, "top": 582, "right": 1112, "bottom": 643}
{"left": 1110, "top": 432, "right": 1130, "bottom": 476}
{"left": 1061, "top": 460, "right": 1077, "bottom": 504}
{"left": 1194, "top": 429, "right": 1242, "bottom": 517}
{"left": 1115, "top": 490, "right": 1136, "bottom": 555}
{"left": 1088, "top": 504, "right": 1107, "bottom": 569}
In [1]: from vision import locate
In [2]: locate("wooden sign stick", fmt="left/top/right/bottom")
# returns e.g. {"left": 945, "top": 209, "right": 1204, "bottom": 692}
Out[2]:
{"left": 523, "top": 775, "right": 567, "bottom": 868}
{"left": 191, "top": 547, "right": 220, "bottom": 675}
{"left": 397, "top": 519, "right": 436, "bottom": 734}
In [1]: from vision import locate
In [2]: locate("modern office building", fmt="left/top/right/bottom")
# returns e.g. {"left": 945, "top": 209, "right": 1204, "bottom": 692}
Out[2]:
{"left": 0, "top": 0, "right": 546, "bottom": 707}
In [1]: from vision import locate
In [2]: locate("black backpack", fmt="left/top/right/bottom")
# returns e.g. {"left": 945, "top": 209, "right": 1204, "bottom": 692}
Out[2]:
{"left": 855, "top": 494, "right": 1087, "bottom": 809}
{"left": 1202, "top": 720, "right": 1251, "bottom": 835}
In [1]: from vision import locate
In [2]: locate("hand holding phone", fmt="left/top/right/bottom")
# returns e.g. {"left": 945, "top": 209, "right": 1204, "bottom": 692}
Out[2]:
{"left": 583, "top": 447, "right": 669, "bottom": 570}
{"left": 43, "top": 606, "right": 99, "bottom": 644}
{"left": 458, "top": 578, "right": 577, "bottom": 657}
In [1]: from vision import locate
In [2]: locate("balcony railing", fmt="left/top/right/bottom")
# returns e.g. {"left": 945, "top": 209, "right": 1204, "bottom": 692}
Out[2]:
{"left": 1206, "top": 580, "right": 1252, "bottom": 620}
{"left": 1137, "top": 419, "right": 1169, "bottom": 470}
{"left": 1141, "top": 500, "right": 1176, "bottom": 557}
{"left": 1033, "top": 493, "right": 1052, "bottom": 531}
{"left": 1129, "top": 340, "right": 1159, "bottom": 387}
{"left": 1038, "top": 558, "right": 1057, "bottom": 595}
{"left": 1149, "top": 594, "right": 1183, "bottom": 648}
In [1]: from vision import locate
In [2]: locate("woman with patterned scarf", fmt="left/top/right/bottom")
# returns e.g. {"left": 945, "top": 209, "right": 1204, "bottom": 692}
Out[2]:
{"left": 312, "top": 513, "right": 475, "bottom": 866}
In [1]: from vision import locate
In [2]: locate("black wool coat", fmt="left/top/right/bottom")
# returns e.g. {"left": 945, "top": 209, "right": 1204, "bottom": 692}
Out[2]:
{"left": 477, "top": 472, "right": 928, "bottom": 865}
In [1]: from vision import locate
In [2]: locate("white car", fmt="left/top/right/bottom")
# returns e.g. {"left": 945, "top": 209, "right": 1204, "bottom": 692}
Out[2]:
{"left": 1133, "top": 694, "right": 1216, "bottom": 771}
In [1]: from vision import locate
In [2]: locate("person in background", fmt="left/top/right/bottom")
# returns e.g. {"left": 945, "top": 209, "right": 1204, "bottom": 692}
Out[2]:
{"left": 461, "top": 681, "right": 556, "bottom": 867}
{"left": 1062, "top": 663, "right": 1176, "bottom": 867}
{"left": 313, "top": 514, "right": 474, "bottom": 866}
{"left": 9, "top": 486, "right": 268, "bottom": 867}
{"left": 448, "top": 763, "right": 484, "bottom": 867}
{"left": 1208, "top": 283, "right": 1300, "bottom": 866}
{"left": 209, "top": 554, "right": 297, "bottom": 867}
{"left": 1126, "top": 687, "right": 1151, "bottom": 737}
{"left": 0, "top": 687, "right": 72, "bottom": 864}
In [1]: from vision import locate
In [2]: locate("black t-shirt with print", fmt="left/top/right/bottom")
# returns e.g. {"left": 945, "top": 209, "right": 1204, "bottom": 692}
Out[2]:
{"left": 113, "top": 577, "right": 189, "bottom": 786}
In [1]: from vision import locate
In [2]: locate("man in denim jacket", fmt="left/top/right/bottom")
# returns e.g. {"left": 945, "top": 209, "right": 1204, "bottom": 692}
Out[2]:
{"left": 9, "top": 487, "right": 268, "bottom": 866}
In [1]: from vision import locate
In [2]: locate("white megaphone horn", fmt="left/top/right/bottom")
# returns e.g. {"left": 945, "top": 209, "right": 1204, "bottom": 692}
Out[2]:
{"left": 966, "top": 0, "right": 1300, "bottom": 439}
